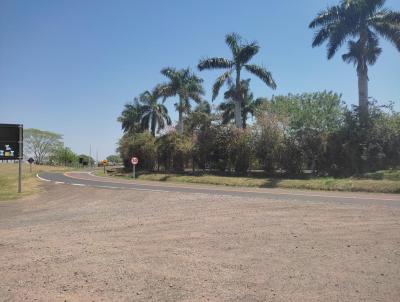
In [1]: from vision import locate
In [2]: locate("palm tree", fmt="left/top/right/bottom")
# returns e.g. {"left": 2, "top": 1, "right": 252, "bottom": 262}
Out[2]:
{"left": 138, "top": 88, "right": 171, "bottom": 136}
{"left": 117, "top": 99, "right": 143, "bottom": 134}
{"left": 198, "top": 32, "right": 276, "bottom": 128}
{"left": 158, "top": 67, "right": 205, "bottom": 134}
{"left": 185, "top": 100, "right": 213, "bottom": 133}
{"left": 309, "top": 0, "right": 400, "bottom": 124}
{"left": 219, "top": 79, "right": 267, "bottom": 128}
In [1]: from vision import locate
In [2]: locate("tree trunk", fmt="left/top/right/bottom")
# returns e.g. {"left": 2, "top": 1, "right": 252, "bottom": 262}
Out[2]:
{"left": 178, "top": 109, "right": 183, "bottom": 134}
{"left": 151, "top": 114, "right": 156, "bottom": 136}
{"left": 234, "top": 68, "right": 243, "bottom": 128}
{"left": 358, "top": 69, "right": 369, "bottom": 126}
{"left": 358, "top": 29, "right": 369, "bottom": 126}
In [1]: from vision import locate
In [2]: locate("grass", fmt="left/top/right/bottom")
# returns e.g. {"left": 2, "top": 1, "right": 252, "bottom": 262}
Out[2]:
{"left": 0, "top": 163, "right": 71, "bottom": 201}
{"left": 96, "top": 169, "right": 400, "bottom": 194}
{"left": 360, "top": 170, "right": 400, "bottom": 181}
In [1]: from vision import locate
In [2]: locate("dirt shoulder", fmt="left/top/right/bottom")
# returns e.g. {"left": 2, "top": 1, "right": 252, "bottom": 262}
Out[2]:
{"left": 1, "top": 183, "right": 399, "bottom": 301}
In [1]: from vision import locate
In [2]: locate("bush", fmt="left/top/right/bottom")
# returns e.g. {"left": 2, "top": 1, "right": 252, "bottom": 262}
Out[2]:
{"left": 156, "top": 132, "right": 194, "bottom": 172}
{"left": 118, "top": 132, "right": 157, "bottom": 171}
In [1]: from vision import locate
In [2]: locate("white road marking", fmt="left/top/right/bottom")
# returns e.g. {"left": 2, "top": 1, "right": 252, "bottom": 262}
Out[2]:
{"left": 36, "top": 174, "right": 51, "bottom": 182}
{"left": 42, "top": 171, "right": 400, "bottom": 202}
{"left": 65, "top": 171, "right": 400, "bottom": 201}
{"left": 72, "top": 183, "right": 86, "bottom": 187}
{"left": 95, "top": 185, "right": 120, "bottom": 189}
{"left": 55, "top": 181, "right": 64, "bottom": 184}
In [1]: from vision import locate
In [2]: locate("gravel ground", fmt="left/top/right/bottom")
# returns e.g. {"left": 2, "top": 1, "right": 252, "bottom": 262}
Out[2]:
{"left": 0, "top": 183, "right": 399, "bottom": 301}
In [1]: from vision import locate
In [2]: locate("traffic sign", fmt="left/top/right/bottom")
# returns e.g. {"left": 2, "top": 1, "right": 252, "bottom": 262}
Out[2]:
{"left": 131, "top": 157, "right": 139, "bottom": 165}
{"left": 0, "top": 124, "right": 22, "bottom": 160}
{"left": 102, "top": 159, "right": 108, "bottom": 165}
{"left": 0, "top": 124, "right": 23, "bottom": 193}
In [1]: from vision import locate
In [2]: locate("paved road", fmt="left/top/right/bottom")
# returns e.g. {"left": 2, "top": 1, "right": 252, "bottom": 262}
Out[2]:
{"left": 38, "top": 171, "right": 400, "bottom": 207}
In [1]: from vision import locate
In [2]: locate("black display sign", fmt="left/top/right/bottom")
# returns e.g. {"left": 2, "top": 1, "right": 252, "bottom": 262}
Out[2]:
{"left": 0, "top": 124, "right": 22, "bottom": 160}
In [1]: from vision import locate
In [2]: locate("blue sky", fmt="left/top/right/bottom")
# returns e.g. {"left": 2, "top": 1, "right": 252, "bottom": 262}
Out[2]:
{"left": 1, "top": 0, "right": 399, "bottom": 160}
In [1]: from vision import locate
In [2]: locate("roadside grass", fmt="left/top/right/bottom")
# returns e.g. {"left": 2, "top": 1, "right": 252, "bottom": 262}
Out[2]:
{"left": 95, "top": 169, "right": 400, "bottom": 194}
{"left": 360, "top": 170, "right": 400, "bottom": 181}
{"left": 0, "top": 163, "right": 71, "bottom": 201}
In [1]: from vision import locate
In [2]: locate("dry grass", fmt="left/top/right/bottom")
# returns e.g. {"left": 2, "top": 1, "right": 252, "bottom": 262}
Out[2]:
{"left": 0, "top": 163, "right": 71, "bottom": 201}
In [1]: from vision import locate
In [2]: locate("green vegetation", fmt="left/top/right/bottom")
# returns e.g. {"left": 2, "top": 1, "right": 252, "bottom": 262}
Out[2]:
{"left": 198, "top": 32, "right": 276, "bottom": 128}
{"left": 118, "top": 90, "right": 400, "bottom": 178}
{"left": 0, "top": 164, "right": 71, "bottom": 201}
{"left": 158, "top": 67, "right": 205, "bottom": 134}
{"left": 309, "top": 0, "right": 400, "bottom": 124}
{"left": 114, "top": 4, "right": 399, "bottom": 181}
{"left": 24, "top": 128, "right": 63, "bottom": 164}
{"left": 95, "top": 170, "right": 400, "bottom": 194}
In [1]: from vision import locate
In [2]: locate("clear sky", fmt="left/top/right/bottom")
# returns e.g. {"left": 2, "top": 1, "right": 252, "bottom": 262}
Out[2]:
{"left": 1, "top": 0, "right": 399, "bottom": 160}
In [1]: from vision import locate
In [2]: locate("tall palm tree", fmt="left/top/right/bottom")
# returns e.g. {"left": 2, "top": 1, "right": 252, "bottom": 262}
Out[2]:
{"left": 309, "top": 0, "right": 400, "bottom": 124}
{"left": 219, "top": 79, "right": 267, "bottom": 128}
{"left": 138, "top": 87, "right": 171, "bottom": 136}
{"left": 158, "top": 67, "right": 205, "bottom": 134}
{"left": 117, "top": 99, "right": 143, "bottom": 134}
{"left": 198, "top": 32, "right": 276, "bottom": 128}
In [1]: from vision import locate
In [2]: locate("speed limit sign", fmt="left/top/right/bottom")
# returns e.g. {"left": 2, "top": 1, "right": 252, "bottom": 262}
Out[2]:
{"left": 131, "top": 157, "right": 139, "bottom": 165}
{"left": 131, "top": 157, "right": 138, "bottom": 179}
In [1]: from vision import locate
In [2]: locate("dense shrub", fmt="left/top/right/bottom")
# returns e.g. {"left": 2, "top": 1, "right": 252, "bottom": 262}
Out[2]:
{"left": 156, "top": 132, "right": 194, "bottom": 172}
{"left": 116, "top": 92, "right": 400, "bottom": 177}
{"left": 118, "top": 132, "right": 157, "bottom": 171}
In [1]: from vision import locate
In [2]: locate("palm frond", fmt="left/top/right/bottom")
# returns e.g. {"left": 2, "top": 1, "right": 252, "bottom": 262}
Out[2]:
{"left": 198, "top": 57, "right": 234, "bottom": 71}
{"left": 244, "top": 64, "right": 277, "bottom": 89}
{"left": 371, "top": 10, "right": 400, "bottom": 50}
{"left": 212, "top": 71, "right": 231, "bottom": 101}
{"left": 372, "top": 23, "right": 400, "bottom": 50}
{"left": 312, "top": 25, "right": 334, "bottom": 47}
{"left": 309, "top": 6, "right": 342, "bottom": 28}
{"left": 326, "top": 20, "right": 354, "bottom": 59}
{"left": 160, "top": 67, "right": 178, "bottom": 80}
{"left": 225, "top": 32, "right": 241, "bottom": 56}
{"left": 157, "top": 83, "right": 176, "bottom": 100}
{"left": 237, "top": 42, "right": 260, "bottom": 64}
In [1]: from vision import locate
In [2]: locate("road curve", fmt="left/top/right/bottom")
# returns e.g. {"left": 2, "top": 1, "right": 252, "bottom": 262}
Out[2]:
{"left": 38, "top": 171, "right": 400, "bottom": 207}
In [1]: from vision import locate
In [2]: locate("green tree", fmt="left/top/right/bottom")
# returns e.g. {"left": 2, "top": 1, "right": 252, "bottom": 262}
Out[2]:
{"left": 138, "top": 88, "right": 171, "bottom": 136}
{"left": 117, "top": 132, "right": 157, "bottom": 171}
{"left": 309, "top": 0, "right": 400, "bottom": 124}
{"left": 156, "top": 132, "right": 194, "bottom": 172}
{"left": 184, "top": 100, "right": 213, "bottom": 134}
{"left": 24, "top": 129, "right": 63, "bottom": 164}
{"left": 49, "top": 146, "right": 78, "bottom": 166}
{"left": 198, "top": 32, "right": 276, "bottom": 128}
{"left": 117, "top": 99, "right": 143, "bottom": 134}
{"left": 77, "top": 154, "right": 95, "bottom": 166}
{"left": 106, "top": 154, "right": 122, "bottom": 165}
{"left": 218, "top": 79, "right": 267, "bottom": 128}
{"left": 158, "top": 67, "right": 205, "bottom": 134}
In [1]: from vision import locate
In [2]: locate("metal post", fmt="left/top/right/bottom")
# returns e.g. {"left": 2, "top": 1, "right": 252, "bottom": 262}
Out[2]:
{"left": 133, "top": 165, "right": 135, "bottom": 179}
{"left": 18, "top": 124, "right": 23, "bottom": 193}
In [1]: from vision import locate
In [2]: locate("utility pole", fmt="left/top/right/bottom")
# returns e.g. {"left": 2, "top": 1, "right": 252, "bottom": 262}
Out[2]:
{"left": 89, "top": 144, "right": 92, "bottom": 169}
{"left": 96, "top": 150, "right": 98, "bottom": 166}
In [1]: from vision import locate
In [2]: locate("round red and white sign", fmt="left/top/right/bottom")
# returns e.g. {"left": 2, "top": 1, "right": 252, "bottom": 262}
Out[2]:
{"left": 131, "top": 157, "right": 139, "bottom": 165}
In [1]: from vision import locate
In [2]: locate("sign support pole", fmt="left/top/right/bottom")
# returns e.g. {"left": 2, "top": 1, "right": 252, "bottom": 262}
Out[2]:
{"left": 18, "top": 124, "right": 23, "bottom": 193}
{"left": 133, "top": 165, "right": 135, "bottom": 179}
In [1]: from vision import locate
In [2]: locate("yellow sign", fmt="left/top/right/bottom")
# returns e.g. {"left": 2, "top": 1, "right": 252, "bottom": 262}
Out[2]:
{"left": 102, "top": 159, "right": 108, "bottom": 165}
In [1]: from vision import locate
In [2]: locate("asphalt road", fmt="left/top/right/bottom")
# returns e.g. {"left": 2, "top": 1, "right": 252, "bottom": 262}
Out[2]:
{"left": 38, "top": 171, "right": 400, "bottom": 208}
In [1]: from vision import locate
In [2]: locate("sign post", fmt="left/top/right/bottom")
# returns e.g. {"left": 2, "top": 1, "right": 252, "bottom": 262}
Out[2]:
{"left": 28, "top": 158, "right": 34, "bottom": 173}
{"left": 18, "top": 125, "right": 22, "bottom": 193}
{"left": 0, "top": 124, "right": 23, "bottom": 193}
{"left": 102, "top": 159, "right": 108, "bottom": 175}
{"left": 131, "top": 157, "right": 138, "bottom": 179}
